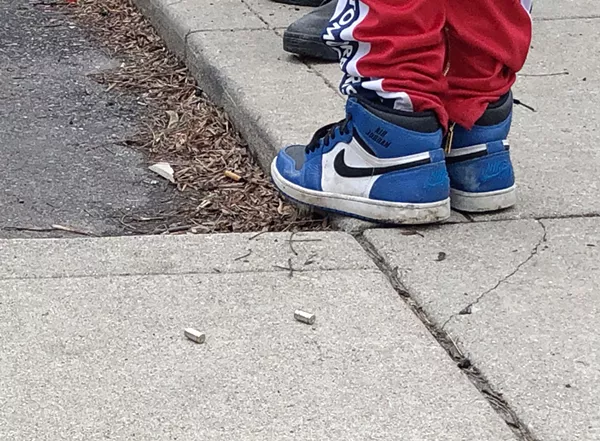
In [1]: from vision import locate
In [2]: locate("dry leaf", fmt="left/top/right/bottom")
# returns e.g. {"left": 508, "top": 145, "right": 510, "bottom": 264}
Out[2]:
{"left": 149, "top": 162, "right": 175, "bottom": 183}
{"left": 166, "top": 110, "right": 179, "bottom": 130}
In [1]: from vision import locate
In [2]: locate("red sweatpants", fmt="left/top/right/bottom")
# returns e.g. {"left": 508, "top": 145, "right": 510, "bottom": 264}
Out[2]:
{"left": 324, "top": 0, "right": 533, "bottom": 129}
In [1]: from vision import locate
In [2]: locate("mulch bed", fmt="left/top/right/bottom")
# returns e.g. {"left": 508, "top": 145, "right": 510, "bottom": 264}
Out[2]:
{"left": 63, "top": 0, "right": 328, "bottom": 234}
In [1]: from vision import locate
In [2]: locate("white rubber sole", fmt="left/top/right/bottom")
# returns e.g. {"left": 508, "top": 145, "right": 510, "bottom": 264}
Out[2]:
{"left": 450, "top": 185, "right": 517, "bottom": 213}
{"left": 271, "top": 161, "right": 451, "bottom": 225}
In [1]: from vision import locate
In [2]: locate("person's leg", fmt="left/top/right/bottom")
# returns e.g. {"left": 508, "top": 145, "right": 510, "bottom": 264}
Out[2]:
{"left": 323, "top": 0, "right": 449, "bottom": 126}
{"left": 444, "top": 0, "right": 532, "bottom": 127}
{"left": 271, "top": 0, "right": 451, "bottom": 225}
{"left": 444, "top": 0, "right": 532, "bottom": 212}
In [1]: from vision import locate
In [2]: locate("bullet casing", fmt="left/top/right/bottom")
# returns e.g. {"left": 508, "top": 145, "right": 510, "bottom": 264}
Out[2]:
{"left": 294, "top": 310, "right": 316, "bottom": 325}
{"left": 184, "top": 328, "right": 206, "bottom": 344}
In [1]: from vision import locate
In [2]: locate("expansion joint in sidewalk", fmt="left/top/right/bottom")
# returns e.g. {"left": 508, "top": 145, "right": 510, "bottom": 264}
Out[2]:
{"left": 239, "top": 0, "right": 272, "bottom": 28}
{"left": 355, "top": 232, "right": 541, "bottom": 441}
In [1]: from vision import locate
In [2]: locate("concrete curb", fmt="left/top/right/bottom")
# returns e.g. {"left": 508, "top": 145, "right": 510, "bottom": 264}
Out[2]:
{"left": 133, "top": 0, "right": 344, "bottom": 173}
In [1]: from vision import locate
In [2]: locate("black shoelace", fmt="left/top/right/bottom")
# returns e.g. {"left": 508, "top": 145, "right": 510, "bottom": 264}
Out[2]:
{"left": 305, "top": 116, "right": 352, "bottom": 153}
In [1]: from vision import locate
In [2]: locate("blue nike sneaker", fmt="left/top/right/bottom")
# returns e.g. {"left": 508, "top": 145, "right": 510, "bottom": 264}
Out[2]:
{"left": 271, "top": 97, "right": 450, "bottom": 224}
{"left": 445, "top": 92, "right": 516, "bottom": 212}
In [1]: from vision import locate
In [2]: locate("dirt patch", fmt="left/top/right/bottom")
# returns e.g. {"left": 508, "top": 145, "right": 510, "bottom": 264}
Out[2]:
{"left": 60, "top": 0, "right": 327, "bottom": 234}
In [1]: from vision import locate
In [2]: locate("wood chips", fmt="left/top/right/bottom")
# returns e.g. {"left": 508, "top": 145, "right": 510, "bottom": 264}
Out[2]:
{"left": 65, "top": 0, "right": 328, "bottom": 234}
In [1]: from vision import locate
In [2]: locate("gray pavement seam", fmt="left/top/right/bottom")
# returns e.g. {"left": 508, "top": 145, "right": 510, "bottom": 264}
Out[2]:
{"left": 461, "top": 212, "right": 476, "bottom": 222}
{"left": 183, "top": 29, "right": 191, "bottom": 62}
{"left": 270, "top": 28, "right": 342, "bottom": 96}
{"left": 237, "top": 3, "right": 342, "bottom": 97}
{"left": 186, "top": 27, "right": 269, "bottom": 34}
{"left": 355, "top": 233, "right": 541, "bottom": 441}
{"left": 306, "top": 61, "right": 342, "bottom": 95}
{"left": 535, "top": 15, "right": 600, "bottom": 21}
{"left": 0, "top": 266, "right": 377, "bottom": 282}
{"left": 532, "top": 213, "right": 600, "bottom": 220}
{"left": 239, "top": 0, "right": 271, "bottom": 28}
{"left": 468, "top": 212, "right": 600, "bottom": 224}
{"left": 441, "top": 219, "right": 548, "bottom": 330}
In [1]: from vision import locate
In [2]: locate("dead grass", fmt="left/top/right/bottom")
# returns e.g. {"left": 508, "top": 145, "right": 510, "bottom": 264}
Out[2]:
{"left": 63, "top": 0, "right": 327, "bottom": 234}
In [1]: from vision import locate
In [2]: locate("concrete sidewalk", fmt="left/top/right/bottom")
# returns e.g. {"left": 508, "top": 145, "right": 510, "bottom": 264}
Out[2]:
{"left": 128, "top": 0, "right": 600, "bottom": 439}
{"left": 1, "top": 233, "right": 515, "bottom": 440}
{"left": 2, "top": 0, "right": 599, "bottom": 439}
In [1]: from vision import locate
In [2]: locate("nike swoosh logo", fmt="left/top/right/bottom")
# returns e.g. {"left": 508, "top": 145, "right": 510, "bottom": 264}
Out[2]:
{"left": 481, "top": 160, "right": 512, "bottom": 181}
{"left": 333, "top": 150, "right": 431, "bottom": 178}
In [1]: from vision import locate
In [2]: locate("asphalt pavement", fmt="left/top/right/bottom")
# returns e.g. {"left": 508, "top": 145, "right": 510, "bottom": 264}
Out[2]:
{"left": 0, "top": 0, "right": 176, "bottom": 238}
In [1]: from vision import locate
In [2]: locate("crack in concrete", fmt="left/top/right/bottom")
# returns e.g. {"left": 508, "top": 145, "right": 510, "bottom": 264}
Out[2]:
{"left": 442, "top": 219, "right": 548, "bottom": 330}
{"left": 467, "top": 212, "right": 600, "bottom": 225}
{"left": 186, "top": 27, "right": 268, "bottom": 35}
{"left": 356, "top": 233, "right": 542, "bottom": 441}
{"left": 304, "top": 62, "right": 343, "bottom": 95}
{"left": 0, "top": 266, "right": 378, "bottom": 282}
{"left": 225, "top": 0, "right": 343, "bottom": 98}
{"left": 534, "top": 14, "right": 600, "bottom": 22}
{"left": 183, "top": 29, "right": 192, "bottom": 60}
{"left": 239, "top": 0, "right": 272, "bottom": 29}
{"left": 460, "top": 212, "right": 476, "bottom": 222}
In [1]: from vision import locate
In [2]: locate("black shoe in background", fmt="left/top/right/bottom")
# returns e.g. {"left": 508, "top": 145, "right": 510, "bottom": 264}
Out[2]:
{"left": 283, "top": 0, "right": 338, "bottom": 61}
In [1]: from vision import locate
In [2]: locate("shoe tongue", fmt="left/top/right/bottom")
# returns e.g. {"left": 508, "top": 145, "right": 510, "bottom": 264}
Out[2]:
{"left": 345, "top": 97, "right": 363, "bottom": 119}
{"left": 346, "top": 96, "right": 387, "bottom": 125}
{"left": 346, "top": 96, "right": 441, "bottom": 134}
{"left": 346, "top": 95, "right": 411, "bottom": 125}
{"left": 346, "top": 95, "right": 394, "bottom": 120}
